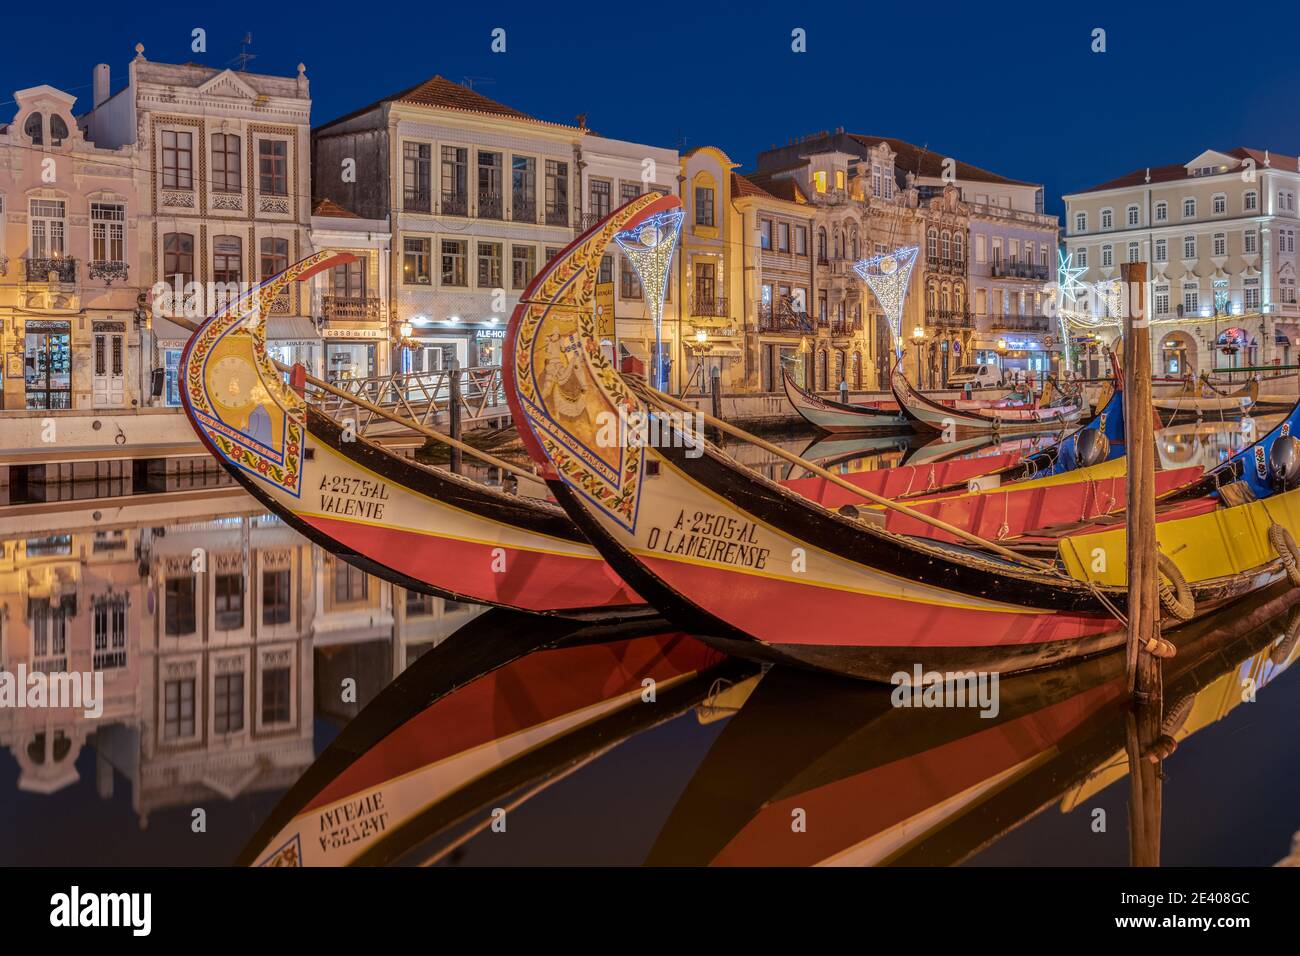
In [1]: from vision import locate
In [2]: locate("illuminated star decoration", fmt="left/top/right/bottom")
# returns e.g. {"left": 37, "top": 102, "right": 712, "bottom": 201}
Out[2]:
{"left": 1055, "top": 250, "right": 1089, "bottom": 368}
{"left": 1056, "top": 249, "right": 1087, "bottom": 306}
{"left": 614, "top": 208, "right": 683, "bottom": 390}
{"left": 852, "top": 245, "right": 919, "bottom": 356}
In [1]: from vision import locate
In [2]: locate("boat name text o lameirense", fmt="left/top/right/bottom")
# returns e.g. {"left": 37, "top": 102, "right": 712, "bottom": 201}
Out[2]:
{"left": 645, "top": 509, "right": 771, "bottom": 569}
{"left": 318, "top": 474, "right": 391, "bottom": 521}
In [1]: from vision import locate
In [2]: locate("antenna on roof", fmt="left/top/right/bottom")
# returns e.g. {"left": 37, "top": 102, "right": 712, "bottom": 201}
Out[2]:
{"left": 462, "top": 76, "right": 495, "bottom": 92}
{"left": 229, "top": 34, "right": 256, "bottom": 72}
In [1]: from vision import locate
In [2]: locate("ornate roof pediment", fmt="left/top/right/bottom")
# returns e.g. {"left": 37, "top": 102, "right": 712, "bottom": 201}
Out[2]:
{"left": 195, "top": 70, "right": 260, "bottom": 102}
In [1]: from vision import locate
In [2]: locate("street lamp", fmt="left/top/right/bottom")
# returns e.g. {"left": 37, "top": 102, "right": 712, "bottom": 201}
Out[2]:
{"left": 912, "top": 325, "right": 926, "bottom": 388}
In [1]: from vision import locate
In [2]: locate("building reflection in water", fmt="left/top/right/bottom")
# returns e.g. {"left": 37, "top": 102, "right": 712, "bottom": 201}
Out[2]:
{"left": 0, "top": 493, "right": 481, "bottom": 856}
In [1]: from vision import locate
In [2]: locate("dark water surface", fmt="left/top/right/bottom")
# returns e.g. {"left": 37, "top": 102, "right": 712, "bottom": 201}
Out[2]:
{"left": 4, "top": 420, "right": 1298, "bottom": 867}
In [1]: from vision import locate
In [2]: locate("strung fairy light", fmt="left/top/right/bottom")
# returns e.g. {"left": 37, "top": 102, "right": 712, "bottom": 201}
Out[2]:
{"left": 852, "top": 245, "right": 919, "bottom": 356}
{"left": 614, "top": 208, "right": 683, "bottom": 390}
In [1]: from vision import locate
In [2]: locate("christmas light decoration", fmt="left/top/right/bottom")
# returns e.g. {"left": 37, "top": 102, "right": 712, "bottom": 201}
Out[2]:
{"left": 1056, "top": 249, "right": 1086, "bottom": 305}
{"left": 615, "top": 209, "right": 683, "bottom": 389}
{"left": 853, "top": 246, "right": 919, "bottom": 355}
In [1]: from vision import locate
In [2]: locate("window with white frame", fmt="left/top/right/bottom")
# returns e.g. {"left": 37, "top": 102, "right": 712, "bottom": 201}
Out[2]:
{"left": 1245, "top": 277, "right": 1261, "bottom": 310}
{"left": 29, "top": 199, "right": 65, "bottom": 257}
{"left": 1101, "top": 244, "right": 1113, "bottom": 267}
{"left": 1244, "top": 190, "right": 1258, "bottom": 212}
{"left": 1128, "top": 242, "right": 1140, "bottom": 262}
{"left": 1182, "top": 198, "right": 1196, "bottom": 219}
{"left": 1100, "top": 208, "right": 1113, "bottom": 230}
{"left": 974, "top": 235, "right": 986, "bottom": 263}
{"left": 1127, "top": 204, "right": 1140, "bottom": 227}
{"left": 1212, "top": 193, "right": 1226, "bottom": 215}
{"left": 1076, "top": 247, "right": 1088, "bottom": 267}
{"left": 1244, "top": 229, "right": 1257, "bottom": 254}
{"left": 1154, "top": 286, "right": 1170, "bottom": 315}
{"left": 1183, "top": 285, "right": 1199, "bottom": 313}
{"left": 1213, "top": 232, "right": 1226, "bottom": 256}
{"left": 1074, "top": 211, "right": 1086, "bottom": 233}
{"left": 1183, "top": 234, "right": 1196, "bottom": 259}
{"left": 1154, "top": 238, "right": 1167, "bottom": 262}
{"left": 1154, "top": 201, "right": 1168, "bottom": 222}
{"left": 90, "top": 202, "right": 125, "bottom": 264}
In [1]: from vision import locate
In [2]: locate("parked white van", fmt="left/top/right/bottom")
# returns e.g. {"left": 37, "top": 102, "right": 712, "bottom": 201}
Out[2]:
{"left": 947, "top": 364, "right": 1001, "bottom": 390}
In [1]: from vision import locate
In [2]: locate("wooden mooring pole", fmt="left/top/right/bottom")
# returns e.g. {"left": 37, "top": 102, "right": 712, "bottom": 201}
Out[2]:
{"left": 1122, "top": 261, "right": 1160, "bottom": 699}
{"left": 1120, "top": 261, "right": 1165, "bottom": 865}
{"left": 448, "top": 369, "right": 463, "bottom": 475}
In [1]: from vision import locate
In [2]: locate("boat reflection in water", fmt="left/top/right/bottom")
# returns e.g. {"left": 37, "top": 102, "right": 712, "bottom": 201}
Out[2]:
{"left": 5, "top": 481, "right": 1300, "bottom": 867}
{"left": 311, "top": 582, "right": 1300, "bottom": 868}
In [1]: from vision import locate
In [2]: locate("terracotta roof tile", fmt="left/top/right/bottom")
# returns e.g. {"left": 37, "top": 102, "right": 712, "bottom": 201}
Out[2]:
{"left": 316, "top": 74, "right": 581, "bottom": 133}
{"left": 1074, "top": 147, "right": 1300, "bottom": 194}
{"left": 732, "top": 171, "right": 807, "bottom": 204}
{"left": 312, "top": 197, "right": 362, "bottom": 218}
{"left": 847, "top": 134, "right": 1035, "bottom": 187}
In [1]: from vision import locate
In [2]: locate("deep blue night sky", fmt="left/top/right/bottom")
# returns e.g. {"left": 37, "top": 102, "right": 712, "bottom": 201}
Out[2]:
{"left": 3, "top": 2, "right": 1296, "bottom": 216}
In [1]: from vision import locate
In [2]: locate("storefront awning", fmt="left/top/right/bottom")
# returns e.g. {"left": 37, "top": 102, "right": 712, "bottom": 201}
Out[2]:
{"left": 151, "top": 317, "right": 196, "bottom": 348}
{"left": 266, "top": 316, "right": 322, "bottom": 343}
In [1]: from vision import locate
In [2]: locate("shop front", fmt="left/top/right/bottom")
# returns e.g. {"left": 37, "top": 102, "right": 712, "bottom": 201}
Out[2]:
{"left": 322, "top": 327, "right": 387, "bottom": 384}
{"left": 265, "top": 317, "right": 323, "bottom": 379}
{"left": 22, "top": 319, "right": 73, "bottom": 410}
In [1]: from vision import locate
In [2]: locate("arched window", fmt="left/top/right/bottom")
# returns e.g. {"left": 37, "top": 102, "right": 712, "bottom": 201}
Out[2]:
{"left": 953, "top": 232, "right": 964, "bottom": 262}
{"left": 941, "top": 230, "right": 951, "bottom": 260}
{"left": 817, "top": 228, "right": 827, "bottom": 262}
{"left": 833, "top": 229, "right": 843, "bottom": 259}
{"left": 954, "top": 284, "right": 965, "bottom": 313}
{"left": 852, "top": 350, "right": 863, "bottom": 388}
{"left": 50, "top": 115, "right": 69, "bottom": 146}
{"left": 24, "top": 112, "right": 43, "bottom": 144}
{"left": 927, "top": 283, "right": 939, "bottom": 313}
{"left": 927, "top": 227, "right": 938, "bottom": 259}
{"left": 818, "top": 349, "right": 829, "bottom": 390}
{"left": 849, "top": 226, "right": 859, "bottom": 260}
{"left": 940, "top": 284, "right": 951, "bottom": 313}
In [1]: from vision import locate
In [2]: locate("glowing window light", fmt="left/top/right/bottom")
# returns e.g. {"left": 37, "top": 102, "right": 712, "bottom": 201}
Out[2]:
{"left": 615, "top": 209, "right": 683, "bottom": 390}
{"left": 852, "top": 246, "right": 919, "bottom": 355}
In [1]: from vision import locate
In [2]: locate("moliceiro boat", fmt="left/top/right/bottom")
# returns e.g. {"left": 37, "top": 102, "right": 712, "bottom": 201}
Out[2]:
{"left": 179, "top": 250, "right": 645, "bottom": 619}
{"left": 180, "top": 249, "right": 1124, "bottom": 622}
{"left": 891, "top": 364, "right": 1083, "bottom": 435}
{"left": 783, "top": 369, "right": 909, "bottom": 432}
{"left": 505, "top": 193, "right": 1300, "bottom": 680}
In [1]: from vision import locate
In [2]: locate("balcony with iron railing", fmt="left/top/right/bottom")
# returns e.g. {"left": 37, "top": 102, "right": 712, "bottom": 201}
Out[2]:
{"left": 441, "top": 194, "right": 469, "bottom": 217}
{"left": 477, "top": 192, "right": 504, "bottom": 220}
{"left": 24, "top": 256, "right": 77, "bottom": 283}
{"left": 545, "top": 203, "right": 569, "bottom": 227}
{"left": 989, "top": 314, "right": 1051, "bottom": 333}
{"left": 989, "top": 260, "right": 1050, "bottom": 280}
{"left": 690, "top": 295, "right": 729, "bottom": 318}
{"left": 930, "top": 309, "right": 974, "bottom": 329}
{"left": 758, "top": 303, "right": 814, "bottom": 334}
{"left": 88, "top": 260, "right": 129, "bottom": 284}
{"left": 925, "top": 256, "right": 966, "bottom": 274}
{"left": 830, "top": 318, "right": 863, "bottom": 337}
{"left": 511, "top": 198, "right": 536, "bottom": 224}
{"left": 322, "top": 294, "right": 383, "bottom": 322}
{"left": 404, "top": 194, "right": 431, "bottom": 214}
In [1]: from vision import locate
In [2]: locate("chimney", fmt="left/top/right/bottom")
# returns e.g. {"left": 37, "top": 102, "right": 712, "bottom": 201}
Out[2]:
{"left": 93, "top": 64, "right": 110, "bottom": 107}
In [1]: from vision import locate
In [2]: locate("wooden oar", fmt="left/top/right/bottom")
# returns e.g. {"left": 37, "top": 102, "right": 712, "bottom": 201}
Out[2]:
{"left": 639, "top": 382, "right": 1054, "bottom": 571}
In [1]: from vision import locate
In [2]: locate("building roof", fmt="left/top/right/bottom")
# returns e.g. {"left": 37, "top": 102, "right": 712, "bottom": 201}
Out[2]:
{"left": 847, "top": 134, "right": 1036, "bottom": 187}
{"left": 1073, "top": 147, "right": 1300, "bottom": 194}
{"left": 316, "top": 74, "right": 582, "bottom": 133}
{"left": 312, "top": 198, "right": 361, "bottom": 218}
{"left": 733, "top": 170, "right": 807, "bottom": 204}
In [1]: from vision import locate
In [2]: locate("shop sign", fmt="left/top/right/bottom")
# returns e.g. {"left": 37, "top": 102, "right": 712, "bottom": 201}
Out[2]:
{"left": 477, "top": 329, "right": 506, "bottom": 339}
{"left": 322, "top": 328, "right": 387, "bottom": 339}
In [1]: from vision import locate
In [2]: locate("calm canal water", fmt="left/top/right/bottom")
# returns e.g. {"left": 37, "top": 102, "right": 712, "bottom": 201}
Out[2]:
{"left": 4, "top": 419, "right": 1298, "bottom": 866}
